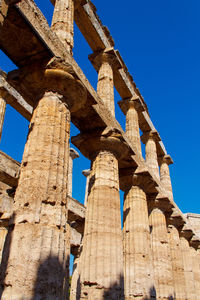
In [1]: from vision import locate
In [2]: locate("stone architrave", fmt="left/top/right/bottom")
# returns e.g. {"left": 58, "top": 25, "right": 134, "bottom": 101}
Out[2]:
{"left": 72, "top": 127, "right": 130, "bottom": 299}
{"left": 51, "top": 0, "right": 75, "bottom": 53}
{"left": 149, "top": 203, "right": 174, "bottom": 299}
{"left": 168, "top": 224, "right": 186, "bottom": 299}
{"left": 118, "top": 97, "right": 154, "bottom": 299}
{"left": 0, "top": 96, "right": 6, "bottom": 142}
{"left": 68, "top": 148, "right": 79, "bottom": 197}
{"left": 179, "top": 236, "right": 196, "bottom": 300}
{"left": 159, "top": 155, "right": 173, "bottom": 201}
{"left": 141, "top": 131, "right": 160, "bottom": 180}
{"left": 0, "top": 60, "right": 87, "bottom": 299}
{"left": 82, "top": 169, "right": 91, "bottom": 206}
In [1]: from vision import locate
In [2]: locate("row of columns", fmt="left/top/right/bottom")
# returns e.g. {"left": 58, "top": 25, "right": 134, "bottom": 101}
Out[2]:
{"left": 0, "top": 1, "right": 199, "bottom": 300}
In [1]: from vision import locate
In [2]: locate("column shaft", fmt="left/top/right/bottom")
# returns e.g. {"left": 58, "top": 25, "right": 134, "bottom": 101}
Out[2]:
{"left": 51, "top": 0, "right": 74, "bottom": 53}
{"left": 126, "top": 105, "right": 141, "bottom": 155}
{"left": 0, "top": 96, "right": 6, "bottom": 142}
{"left": 145, "top": 138, "right": 159, "bottom": 180}
{"left": 0, "top": 91, "right": 71, "bottom": 299}
{"left": 179, "top": 237, "right": 196, "bottom": 300}
{"left": 149, "top": 207, "right": 174, "bottom": 299}
{"left": 97, "top": 60, "right": 115, "bottom": 116}
{"left": 168, "top": 225, "right": 186, "bottom": 299}
{"left": 160, "top": 161, "right": 173, "bottom": 200}
{"left": 191, "top": 247, "right": 200, "bottom": 299}
{"left": 0, "top": 226, "right": 8, "bottom": 263}
{"left": 123, "top": 186, "right": 153, "bottom": 299}
{"left": 79, "top": 150, "right": 124, "bottom": 299}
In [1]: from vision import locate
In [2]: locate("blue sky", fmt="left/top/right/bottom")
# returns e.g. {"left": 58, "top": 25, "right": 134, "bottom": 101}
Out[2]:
{"left": 0, "top": 0, "right": 200, "bottom": 215}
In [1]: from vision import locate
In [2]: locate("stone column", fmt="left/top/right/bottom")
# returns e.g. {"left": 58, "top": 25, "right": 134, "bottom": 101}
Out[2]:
{"left": 82, "top": 169, "right": 91, "bottom": 206}
{"left": 0, "top": 96, "right": 6, "bottom": 142}
{"left": 167, "top": 224, "right": 186, "bottom": 299}
{"left": 0, "top": 224, "right": 8, "bottom": 263}
{"left": 149, "top": 203, "right": 174, "bottom": 299}
{"left": 0, "top": 62, "right": 87, "bottom": 299}
{"left": 72, "top": 128, "right": 130, "bottom": 299}
{"left": 141, "top": 131, "right": 160, "bottom": 180}
{"left": 190, "top": 246, "right": 200, "bottom": 299}
{"left": 159, "top": 155, "right": 173, "bottom": 201}
{"left": 89, "top": 48, "right": 121, "bottom": 117}
{"left": 118, "top": 96, "right": 143, "bottom": 155}
{"left": 118, "top": 97, "right": 154, "bottom": 299}
{"left": 51, "top": 0, "right": 74, "bottom": 53}
{"left": 68, "top": 148, "right": 79, "bottom": 197}
{"left": 179, "top": 236, "right": 196, "bottom": 300}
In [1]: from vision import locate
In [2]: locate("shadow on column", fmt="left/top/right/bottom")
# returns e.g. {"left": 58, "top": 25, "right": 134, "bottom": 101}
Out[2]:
{"left": 103, "top": 274, "right": 124, "bottom": 300}
{"left": 0, "top": 213, "right": 15, "bottom": 298}
{"left": 143, "top": 286, "right": 174, "bottom": 300}
{"left": 31, "top": 254, "right": 70, "bottom": 300}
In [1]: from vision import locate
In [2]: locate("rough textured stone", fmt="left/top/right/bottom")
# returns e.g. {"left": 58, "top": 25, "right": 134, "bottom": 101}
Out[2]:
{"left": 0, "top": 91, "right": 71, "bottom": 299}
{"left": 82, "top": 169, "right": 91, "bottom": 206}
{"left": 68, "top": 148, "right": 79, "bottom": 197}
{"left": 159, "top": 155, "right": 173, "bottom": 201}
{"left": 0, "top": 96, "right": 6, "bottom": 142}
{"left": 149, "top": 206, "right": 174, "bottom": 299}
{"left": 168, "top": 225, "right": 186, "bottom": 299}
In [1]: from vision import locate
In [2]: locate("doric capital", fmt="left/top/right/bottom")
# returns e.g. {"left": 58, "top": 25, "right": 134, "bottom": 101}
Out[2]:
{"left": 141, "top": 130, "right": 161, "bottom": 144}
{"left": 158, "top": 154, "right": 173, "bottom": 166}
{"left": 167, "top": 208, "right": 186, "bottom": 229}
{"left": 89, "top": 48, "right": 122, "bottom": 71}
{"left": 190, "top": 235, "right": 200, "bottom": 249}
{"left": 180, "top": 223, "right": 194, "bottom": 240}
{"left": 70, "top": 148, "right": 79, "bottom": 160}
{"left": 72, "top": 126, "right": 131, "bottom": 161}
{"left": 7, "top": 58, "right": 87, "bottom": 112}
{"left": 118, "top": 96, "right": 145, "bottom": 115}
{"left": 148, "top": 191, "right": 174, "bottom": 214}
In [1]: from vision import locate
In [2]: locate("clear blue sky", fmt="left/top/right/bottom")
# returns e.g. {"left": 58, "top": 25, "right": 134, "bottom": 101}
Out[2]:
{"left": 0, "top": 0, "right": 200, "bottom": 215}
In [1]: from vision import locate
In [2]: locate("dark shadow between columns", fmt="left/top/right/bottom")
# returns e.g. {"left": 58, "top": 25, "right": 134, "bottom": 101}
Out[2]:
{"left": 103, "top": 274, "right": 124, "bottom": 300}
{"left": 0, "top": 213, "right": 15, "bottom": 298}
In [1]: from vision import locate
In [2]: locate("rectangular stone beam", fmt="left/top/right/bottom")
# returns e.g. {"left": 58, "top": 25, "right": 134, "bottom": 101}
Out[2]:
{"left": 0, "top": 151, "right": 20, "bottom": 187}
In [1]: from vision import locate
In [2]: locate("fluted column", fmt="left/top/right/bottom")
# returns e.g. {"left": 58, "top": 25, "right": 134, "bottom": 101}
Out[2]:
{"left": 118, "top": 97, "right": 154, "bottom": 299}
{"left": 0, "top": 96, "right": 6, "bottom": 142}
{"left": 191, "top": 246, "right": 200, "bottom": 299}
{"left": 168, "top": 225, "right": 186, "bottom": 299}
{"left": 141, "top": 131, "right": 160, "bottom": 180}
{"left": 82, "top": 169, "right": 91, "bottom": 206}
{"left": 179, "top": 236, "right": 196, "bottom": 300}
{"left": 0, "top": 225, "right": 8, "bottom": 263}
{"left": 70, "top": 245, "right": 82, "bottom": 300}
{"left": 68, "top": 148, "right": 79, "bottom": 197}
{"left": 51, "top": 0, "right": 74, "bottom": 53}
{"left": 149, "top": 204, "right": 174, "bottom": 299}
{"left": 89, "top": 49, "right": 120, "bottom": 117}
{"left": 0, "top": 91, "right": 71, "bottom": 299}
{"left": 72, "top": 128, "right": 130, "bottom": 299}
{"left": 159, "top": 155, "right": 173, "bottom": 200}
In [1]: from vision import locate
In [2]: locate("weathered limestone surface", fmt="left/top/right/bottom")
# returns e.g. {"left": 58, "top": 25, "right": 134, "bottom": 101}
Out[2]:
{"left": 191, "top": 247, "right": 200, "bottom": 299}
{"left": 185, "top": 213, "right": 200, "bottom": 238}
{"left": 159, "top": 155, "right": 173, "bottom": 201}
{"left": 142, "top": 131, "right": 160, "bottom": 180}
{"left": 0, "top": 96, "right": 6, "bottom": 141}
{"left": 68, "top": 148, "right": 79, "bottom": 197}
{"left": 123, "top": 186, "right": 154, "bottom": 299}
{"left": 168, "top": 225, "right": 186, "bottom": 299}
{"left": 149, "top": 206, "right": 174, "bottom": 299}
{"left": 78, "top": 150, "right": 124, "bottom": 299}
{"left": 0, "top": 91, "right": 71, "bottom": 299}
{"left": 0, "top": 151, "right": 20, "bottom": 187}
{"left": 179, "top": 236, "right": 196, "bottom": 300}
{"left": 51, "top": 0, "right": 74, "bottom": 53}
{"left": 82, "top": 169, "right": 91, "bottom": 206}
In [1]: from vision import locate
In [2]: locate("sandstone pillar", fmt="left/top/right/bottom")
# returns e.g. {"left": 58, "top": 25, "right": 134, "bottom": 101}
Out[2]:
{"left": 149, "top": 204, "right": 174, "bottom": 299}
{"left": 191, "top": 246, "right": 200, "bottom": 299}
{"left": 70, "top": 245, "right": 82, "bottom": 300}
{"left": 51, "top": 0, "right": 74, "bottom": 53}
{"left": 0, "top": 225, "right": 8, "bottom": 263}
{"left": 159, "top": 155, "right": 173, "bottom": 200}
{"left": 82, "top": 169, "right": 91, "bottom": 206}
{"left": 119, "top": 97, "right": 154, "bottom": 299}
{"left": 0, "top": 62, "right": 87, "bottom": 299}
{"left": 141, "top": 131, "right": 160, "bottom": 180}
{"left": 72, "top": 128, "right": 130, "bottom": 299}
{"left": 89, "top": 48, "right": 121, "bottom": 117}
{"left": 179, "top": 236, "right": 196, "bottom": 300}
{"left": 167, "top": 225, "right": 186, "bottom": 300}
{"left": 68, "top": 148, "right": 79, "bottom": 197}
{"left": 0, "top": 96, "right": 6, "bottom": 142}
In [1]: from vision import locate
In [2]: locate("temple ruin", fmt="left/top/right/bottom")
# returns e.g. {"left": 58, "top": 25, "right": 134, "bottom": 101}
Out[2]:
{"left": 0, "top": 0, "right": 200, "bottom": 299}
